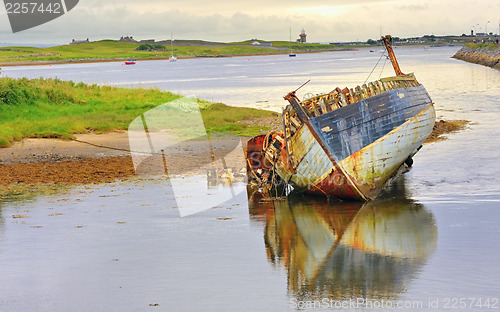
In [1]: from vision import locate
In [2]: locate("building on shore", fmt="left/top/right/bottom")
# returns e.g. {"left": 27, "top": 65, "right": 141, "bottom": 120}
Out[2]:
{"left": 71, "top": 38, "right": 89, "bottom": 44}
{"left": 298, "top": 29, "right": 307, "bottom": 43}
{"left": 119, "top": 36, "right": 138, "bottom": 43}
{"left": 250, "top": 40, "right": 272, "bottom": 46}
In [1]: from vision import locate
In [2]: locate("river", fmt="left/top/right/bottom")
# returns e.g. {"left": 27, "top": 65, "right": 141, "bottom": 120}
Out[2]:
{"left": 1, "top": 47, "right": 500, "bottom": 311}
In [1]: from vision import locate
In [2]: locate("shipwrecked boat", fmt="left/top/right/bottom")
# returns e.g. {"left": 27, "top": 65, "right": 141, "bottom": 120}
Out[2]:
{"left": 246, "top": 35, "right": 436, "bottom": 201}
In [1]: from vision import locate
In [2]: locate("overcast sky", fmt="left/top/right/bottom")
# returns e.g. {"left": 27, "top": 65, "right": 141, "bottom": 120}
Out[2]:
{"left": 1, "top": 0, "right": 499, "bottom": 45}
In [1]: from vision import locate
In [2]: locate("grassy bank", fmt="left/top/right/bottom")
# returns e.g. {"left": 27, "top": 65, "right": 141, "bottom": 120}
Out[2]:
{"left": 453, "top": 43, "right": 500, "bottom": 70}
{"left": 0, "top": 77, "right": 276, "bottom": 147}
{"left": 231, "top": 40, "right": 343, "bottom": 51}
{"left": 465, "top": 43, "right": 500, "bottom": 51}
{"left": 0, "top": 40, "right": 342, "bottom": 64}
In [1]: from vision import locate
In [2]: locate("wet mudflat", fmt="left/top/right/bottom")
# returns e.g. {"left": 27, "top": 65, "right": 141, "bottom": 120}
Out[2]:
{"left": 1, "top": 47, "right": 500, "bottom": 311}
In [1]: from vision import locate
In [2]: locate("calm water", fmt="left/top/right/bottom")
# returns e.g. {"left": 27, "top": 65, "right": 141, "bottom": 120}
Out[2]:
{"left": 1, "top": 47, "right": 500, "bottom": 311}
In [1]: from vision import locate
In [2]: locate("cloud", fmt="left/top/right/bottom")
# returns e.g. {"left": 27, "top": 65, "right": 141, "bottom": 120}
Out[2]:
{"left": 396, "top": 3, "right": 430, "bottom": 11}
{"left": 1, "top": 0, "right": 498, "bottom": 44}
{"left": 58, "top": 2, "right": 391, "bottom": 42}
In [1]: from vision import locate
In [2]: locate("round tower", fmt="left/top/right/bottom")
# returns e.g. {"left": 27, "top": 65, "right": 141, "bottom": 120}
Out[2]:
{"left": 299, "top": 28, "right": 307, "bottom": 43}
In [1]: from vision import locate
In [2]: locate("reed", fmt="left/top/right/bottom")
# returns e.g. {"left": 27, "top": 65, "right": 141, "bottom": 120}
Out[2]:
{"left": 0, "top": 77, "right": 275, "bottom": 147}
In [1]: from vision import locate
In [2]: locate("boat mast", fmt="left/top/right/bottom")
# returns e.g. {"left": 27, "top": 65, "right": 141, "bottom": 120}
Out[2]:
{"left": 381, "top": 35, "right": 405, "bottom": 76}
{"left": 170, "top": 33, "right": 174, "bottom": 58}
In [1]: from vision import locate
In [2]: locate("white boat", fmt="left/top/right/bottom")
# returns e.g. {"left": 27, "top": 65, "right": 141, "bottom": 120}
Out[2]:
{"left": 169, "top": 33, "right": 177, "bottom": 62}
{"left": 288, "top": 27, "right": 296, "bottom": 57}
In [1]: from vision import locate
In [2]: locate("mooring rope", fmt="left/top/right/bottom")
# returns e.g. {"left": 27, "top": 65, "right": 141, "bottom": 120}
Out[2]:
{"left": 363, "top": 50, "right": 387, "bottom": 85}
{"left": 379, "top": 54, "right": 389, "bottom": 80}
{"left": 72, "top": 138, "right": 159, "bottom": 155}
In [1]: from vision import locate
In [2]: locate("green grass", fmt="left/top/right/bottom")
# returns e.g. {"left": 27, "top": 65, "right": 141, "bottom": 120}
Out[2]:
{"left": 0, "top": 40, "right": 274, "bottom": 62}
{"left": 465, "top": 43, "right": 500, "bottom": 51}
{"left": 230, "top": 39, "right": 339, "bottom": 50}
{"left": 200, "top": 102, "right": 275, "bottom": 137}
{"left": 0, "top": 39, "right": 343, "bottom": 63}
{"left": 0, "top": 77, "right": 277, "bottom": 147}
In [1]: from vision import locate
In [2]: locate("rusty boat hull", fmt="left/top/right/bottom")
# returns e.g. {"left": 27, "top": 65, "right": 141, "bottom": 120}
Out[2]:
{"left": 246, "top": 36, "right": 436, "bottom": 201}
{"left": 277, "top": 88, "right": 435, "bottom": 200}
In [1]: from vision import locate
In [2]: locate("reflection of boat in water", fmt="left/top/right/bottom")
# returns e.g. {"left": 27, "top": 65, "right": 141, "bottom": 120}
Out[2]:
{"left": 248, "top": 180, "right": 437, "bottom": 300}
{"left": 246, "top": 35, "right": 435, "bottom": 201}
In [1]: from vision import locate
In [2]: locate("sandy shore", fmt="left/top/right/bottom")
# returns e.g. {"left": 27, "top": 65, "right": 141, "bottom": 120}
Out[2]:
{"left": 0, "top": 132, "right": 249, "bottom": 188}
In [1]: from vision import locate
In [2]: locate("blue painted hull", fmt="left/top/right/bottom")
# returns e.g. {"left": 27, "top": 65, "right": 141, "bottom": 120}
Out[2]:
{"left": 311, "top": 85, "right": 433, "bottom": 162}
{"left": 249, "top": 73, "right": 436, "bottom": 200}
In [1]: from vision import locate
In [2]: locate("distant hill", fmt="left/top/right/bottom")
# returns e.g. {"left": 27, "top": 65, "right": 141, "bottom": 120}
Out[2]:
{"left": 0, "top": 43, "right": 60, "bottom": 48}
{"left": 0, "top": 39, "right": 341, "bottom": 65}
{"left": 156, "top": 39, "right": 229, "bottom": 47}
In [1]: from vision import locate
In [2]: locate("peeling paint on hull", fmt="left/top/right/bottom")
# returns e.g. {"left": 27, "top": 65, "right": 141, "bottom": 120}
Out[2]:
{"left": 310, "top": 104, "right": 435, "bottom": 200}
{"left": 248, "top": 81, "right": 435, "bottom": 200}
{"left": 268, "top": 103, "right": 435, "bottom": 200}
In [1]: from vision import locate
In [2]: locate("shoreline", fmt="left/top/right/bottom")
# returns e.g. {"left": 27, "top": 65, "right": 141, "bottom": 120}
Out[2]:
{"left": 0, "top": 119, "right": 468, "bottom": 191}
{"left": 452, "top": 44, "right": 500, "bottom": 70}
{"left": 0, "top": 49, "right": 350, "bottom": 67}
{"left": 0, "top": 44, "right": 459, "bottom": 67}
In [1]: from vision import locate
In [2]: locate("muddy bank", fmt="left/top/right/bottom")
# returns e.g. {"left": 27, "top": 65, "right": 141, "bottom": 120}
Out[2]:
{"left": 0, "top": 50, "right": 345, "bottom": 67}
{"left": 0, "top": 119, "right": 467, "bottom": 189}
{"left": 425, "top": 119, "right": 469, "bottom": 143}
{"left": 453, "top": 45, "right": 500, "bottom": 70}
{"left": 0, "top": 131, "right": 248, "bottom": 192}
{"left": 0, "top": 156, "right": 135, "bottom": 187}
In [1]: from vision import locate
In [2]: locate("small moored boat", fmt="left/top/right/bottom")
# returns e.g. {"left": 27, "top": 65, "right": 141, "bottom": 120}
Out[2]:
{"left": 288, "top": 27, "right": 296, "bottom": 57}
{"left": 169, "top": 33, "right": 177, "bottom": 62}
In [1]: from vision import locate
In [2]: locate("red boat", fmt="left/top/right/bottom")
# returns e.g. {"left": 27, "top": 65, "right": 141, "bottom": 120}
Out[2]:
{"left": 124, "top": 60, "right": 136, "bottom": 65}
